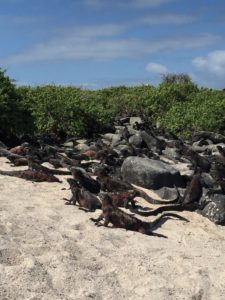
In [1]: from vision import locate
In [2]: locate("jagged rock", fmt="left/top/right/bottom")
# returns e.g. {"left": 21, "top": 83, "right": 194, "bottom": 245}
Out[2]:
{"left": 129, "top": 134, "right": 143, "bottom": 148}
{"left": 191, "top": 145, "right": 208, "bottom": 153}
{"left": 200, "top": 194, "right": 225, "bottom": 225}
{"left": 129, "top": 117, "right": 143, "bottom": 125}
{"left": 102, "top": 133, "right": 115, "bottom": 142}
{"left": 192, "top": 132, "right": 225, "bottom": 144}
{"left": 121, "top": 156, "right": 186, "bottom": 189}
{"left": 75, "top": 144, "right": 90, "bottom": 152}
{"left": 139, "top": 130, "right": 158, "bottom": 148}
{"left": 0, "top": 141, "right": 7, "bottom": 149}
{"left": 111, "top": 134, "right": 126, "bottom": 147}
{"left": 115, "top": 127, "right": 124, "bottom": 134}
{"left": 162, "top": 147, "right": 181, "bottom": 161}
{"left": 192, "top": 140, "right": 212, "bottom": 149}
{"left": 170, "top": 162, "right": 194, "bottom": 177}
{"left": 126, "top": 126, "right": 138, "bottom": 136}
{"left": 0, "top": 148, "right": 12, "bottom": 157}
{"left": 139, "top": 131, "right": 165, "bottom": 154}
{"left": 114, "top": 145, "right": 131, "bottom": 152}
{"left": 76, "top": 139, "right": 88, "bottom": 144}
{"left": 63, "top": 141, "right": 74, "bottom": 148}
{"left": 115, "top": 116, "right": 130, "bottom": 125}
{"left": 201, "top": 173, "right": 214, "bottom": 188}
{"left": 154, "top": 186, "right": 185, "bottom": 200}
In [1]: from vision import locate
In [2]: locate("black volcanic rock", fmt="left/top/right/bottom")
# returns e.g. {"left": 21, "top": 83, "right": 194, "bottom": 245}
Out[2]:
{"left": 121, "top": 156, "right": 186, "bottom": 189}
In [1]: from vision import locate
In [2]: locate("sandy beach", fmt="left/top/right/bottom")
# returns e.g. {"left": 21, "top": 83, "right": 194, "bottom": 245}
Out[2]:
{"left": 0, "top": 157, "right": 225, "bottom": 300}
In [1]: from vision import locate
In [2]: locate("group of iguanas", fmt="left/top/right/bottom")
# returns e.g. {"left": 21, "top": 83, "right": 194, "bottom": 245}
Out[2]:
{"left": 0, "top": 140, "right": 192, "bottom": 239}
{"left": 1, "top": 124, "right": 225, "bottom": 238}
{"left": 63, "top": 167, "right": 203, "bottom": 238}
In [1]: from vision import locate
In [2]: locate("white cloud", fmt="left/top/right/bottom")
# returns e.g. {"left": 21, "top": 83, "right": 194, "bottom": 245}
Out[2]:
{"left": 146, "top": 62, "right": 168, "bottom": 74}
{"left": 80, "top": 82, "right": 99, "bottom": 89}
{"left": 192, "top": 50, "right": 225, "bottom": 88}
{"left": 192, "top": 50, "right": 225, "bottom": 75}
{"left": 0, "top": 30, "right": 220, "bottom": 66}
{"left": 140, "top": 14, "right": 195, "bottom": 25}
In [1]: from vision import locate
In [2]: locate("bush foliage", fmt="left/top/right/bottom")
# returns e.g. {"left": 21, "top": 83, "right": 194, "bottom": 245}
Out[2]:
{"left": 1, "top": 69, "right": 225, "bottom": 141}
{"left": 0, "top": 69, "right": 35, "bottom": 142}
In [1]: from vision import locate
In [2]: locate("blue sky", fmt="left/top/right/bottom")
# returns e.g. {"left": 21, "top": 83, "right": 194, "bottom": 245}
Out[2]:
{"left": 0, "top": 0, "right": 225, "bottom": 89}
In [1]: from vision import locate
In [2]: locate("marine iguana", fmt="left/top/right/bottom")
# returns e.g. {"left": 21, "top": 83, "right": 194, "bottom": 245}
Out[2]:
{"left": 97, "top": 169, "right": 180, "bottom": 205}
{"left": 0, "top": 169, "right": 61, "bottom": 182}
{"left": 64, "top": 178, "right": 101, "bottom": 211}
{"left": 131, "top": 172, "right": 203, "bottom": 216}
{"left": 71, "top": 168, "right": 101, "bottom": 194}
{"left": 90, "top": 194, "right": 189, "bottom": 237}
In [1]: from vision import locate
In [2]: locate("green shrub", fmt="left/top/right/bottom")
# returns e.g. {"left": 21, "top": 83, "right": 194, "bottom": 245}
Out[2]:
{"left": 19, "top": 85, "right": 116, "bottom": 137}
{"left": 0, "top": 69, "right": 34, "bottom": 140}
{"left": 1, "top": 70, "right": 225, "bottom": 141}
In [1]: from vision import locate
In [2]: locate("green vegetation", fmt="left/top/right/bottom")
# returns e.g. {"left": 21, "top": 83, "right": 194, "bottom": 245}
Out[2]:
{"left": 0, "top": 69, "right": 35, "bottom": 142}
{"left": 1, "top": 69, "right": 225, "bottom": 142}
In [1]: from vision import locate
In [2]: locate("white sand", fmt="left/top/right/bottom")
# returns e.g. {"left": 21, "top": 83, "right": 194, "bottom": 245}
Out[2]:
{"left": 0, "top": 157, "right": 225, "bottom": 300}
